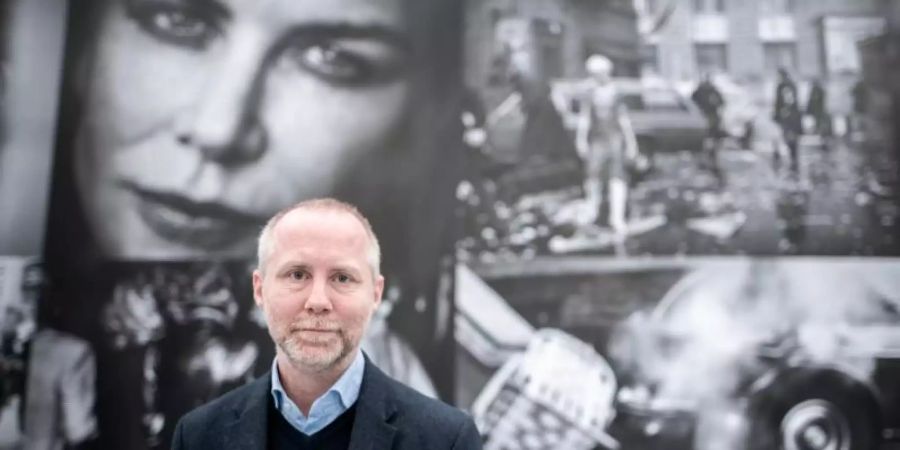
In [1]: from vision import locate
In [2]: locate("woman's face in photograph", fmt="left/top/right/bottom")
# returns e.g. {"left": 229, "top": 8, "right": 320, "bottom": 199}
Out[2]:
{"left": 75, "top": 0, "right": 413, "bottom": 259}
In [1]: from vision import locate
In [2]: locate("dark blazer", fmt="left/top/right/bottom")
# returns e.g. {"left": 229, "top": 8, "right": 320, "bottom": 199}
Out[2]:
{"left": 171, "top": 357, "right": 482, "bottom": 450}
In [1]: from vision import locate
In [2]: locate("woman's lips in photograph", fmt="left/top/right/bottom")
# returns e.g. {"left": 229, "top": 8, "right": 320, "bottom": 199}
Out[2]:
{"left": 121, "top": 181, "right": 266, "bottom": 250}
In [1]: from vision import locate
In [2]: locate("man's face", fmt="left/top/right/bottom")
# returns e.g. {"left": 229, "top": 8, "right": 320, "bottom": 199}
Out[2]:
{"left": 252, "top": 209, "right": 383, "bottom": 373}
{"left": 75, "top": 0, "right": 412, "bottom": 259}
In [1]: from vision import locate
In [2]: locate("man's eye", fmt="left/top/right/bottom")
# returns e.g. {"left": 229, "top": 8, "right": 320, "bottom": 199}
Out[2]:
{"left": 127, "top": 3, "right": 220, "bottom": 49}
{"left": 288, "top": 271, "right": 307, "bottom": 281}
{"left": 333, "top": 273, "right": 353, "bottom": 284}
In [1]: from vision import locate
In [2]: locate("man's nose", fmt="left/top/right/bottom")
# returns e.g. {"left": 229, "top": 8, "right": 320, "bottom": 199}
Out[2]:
{"left": 175, "top": 28, "right": 270, "bottom": 166}
{"left": 304, "top": 279, "right": 333, "bottom": 314}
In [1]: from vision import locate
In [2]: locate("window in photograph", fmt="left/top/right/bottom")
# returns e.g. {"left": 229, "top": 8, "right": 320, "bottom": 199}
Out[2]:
{"left": 642, "top": 43, "right": 660, "bottom": 75}
{"left": 533, "top": 18, "right": 563, "bottom": 80}
{"left": 764, "top": 42, "right": 797, "bottom": 73}
{"left": 760, "top": 0, "right": 794, "bottom": 15}
{"left": 695, "top": 43, "right": 728, "bottom": 74}
{"left": 490, "top": 7, "right": 503, "bottom": 25}
{"left": 693, "top": 0, "right": 725, "bottom": 14}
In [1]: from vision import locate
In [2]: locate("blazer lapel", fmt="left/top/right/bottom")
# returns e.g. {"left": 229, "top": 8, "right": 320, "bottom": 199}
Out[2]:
{"left": 222, "top": 375, "right": 270, "bottom": 450}
{"left": 348, "top": 357, "right": 398, "bottom": 450}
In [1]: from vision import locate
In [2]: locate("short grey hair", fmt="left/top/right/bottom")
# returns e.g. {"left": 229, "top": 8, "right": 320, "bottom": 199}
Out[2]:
{"left": 257, "top": 198, "right": 382, "bottom": 277}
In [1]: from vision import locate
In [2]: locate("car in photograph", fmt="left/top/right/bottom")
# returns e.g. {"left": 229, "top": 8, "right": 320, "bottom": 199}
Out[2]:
{"left": 551, "top": 78, "right": 708, "bottom": 158}
{"left": 609, "top": 260, "right": 900, "bottom": 450}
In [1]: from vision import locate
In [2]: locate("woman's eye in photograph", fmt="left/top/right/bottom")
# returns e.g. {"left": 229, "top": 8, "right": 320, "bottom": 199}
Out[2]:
{"left": 126, "top": 2, "right": 221, "bottom": 49}
{"left": 277, "top": 38, "right": 408, "bottom": 86}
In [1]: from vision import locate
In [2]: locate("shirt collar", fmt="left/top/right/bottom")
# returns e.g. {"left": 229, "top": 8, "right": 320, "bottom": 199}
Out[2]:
{"left": 270, "top": 349, "right": 365, "bottom": 411}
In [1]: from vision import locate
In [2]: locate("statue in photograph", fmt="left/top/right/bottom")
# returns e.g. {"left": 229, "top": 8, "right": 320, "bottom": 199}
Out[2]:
{"left": 576, "top": 54, "right": 639, "bottom": 238}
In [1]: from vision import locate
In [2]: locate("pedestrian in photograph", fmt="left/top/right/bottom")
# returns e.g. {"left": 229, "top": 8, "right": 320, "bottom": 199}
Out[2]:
{"left": 806, "top": 77, "right": 830, "bottom": 141}
{"left": 773, "top": 68, "right": 803, "bottom": 177}
{"left": 850, "top": 78, "right": 868, "bottom": 140}
{"left": 691, "top": 72, "right": 726, "bottom": 179}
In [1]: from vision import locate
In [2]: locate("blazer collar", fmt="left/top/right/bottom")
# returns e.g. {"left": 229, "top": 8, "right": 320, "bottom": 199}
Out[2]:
{"left": 348, "top": 354, "right": 398, "bottom": 450}
{"left": 225, "top": 375, "right": 270, "bottom": 450}
{"left": 225, "top": 353, "right": 398, "bottom": 450}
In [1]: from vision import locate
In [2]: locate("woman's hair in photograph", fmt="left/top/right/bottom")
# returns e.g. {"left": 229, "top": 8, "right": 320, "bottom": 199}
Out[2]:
{"left": 43, "top": 2, "right": 104, "bottom": 265}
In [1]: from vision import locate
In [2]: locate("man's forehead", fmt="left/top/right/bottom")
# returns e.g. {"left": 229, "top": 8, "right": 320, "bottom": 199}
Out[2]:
{"left": 273, "top": 208, "right": 370, "bottom": 245}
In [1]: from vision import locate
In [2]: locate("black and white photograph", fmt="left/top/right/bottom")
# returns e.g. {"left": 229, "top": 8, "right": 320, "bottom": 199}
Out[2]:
{"left": 454, "top": 0, "right": 900, "bottom": 449}
{"left": 40, "top": 0, "right": 463, "bottom": 448}
{"left": 458, "top": 0, "right": 900, "bottom": 259}
{"left": 0, "top": 0, "right": 897, "bottom": 448}
{"left": 456, "top": 257, "right": 900, "bottom": 449}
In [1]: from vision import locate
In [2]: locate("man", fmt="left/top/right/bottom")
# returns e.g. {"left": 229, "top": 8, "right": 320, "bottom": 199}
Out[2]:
{"left": 691, "top": 72, "right": 725, "bottom": 177}
{"left": 171, "top": 199, "right": 481, "bottom": 449}
{"left": 773, "top": 68, "right": 802, "bottom": 176}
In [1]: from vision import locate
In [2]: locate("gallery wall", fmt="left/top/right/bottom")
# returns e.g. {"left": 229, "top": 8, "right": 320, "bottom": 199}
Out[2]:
{"left": 0, "top": 0, "right": 897, "bottom": 449}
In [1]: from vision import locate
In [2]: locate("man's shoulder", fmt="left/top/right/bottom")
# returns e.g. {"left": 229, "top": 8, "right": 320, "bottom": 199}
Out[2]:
{"left": 389, "top": 376, "right": 466, "bottom": 421}
{"left": 366, "top": 363, "right": 473, "bottom": 434}
{"left": 173, "top": 375, "right": 271, "bottom": 449}
{"left": 367, "top": 368, "right": 480, "bottom": 448}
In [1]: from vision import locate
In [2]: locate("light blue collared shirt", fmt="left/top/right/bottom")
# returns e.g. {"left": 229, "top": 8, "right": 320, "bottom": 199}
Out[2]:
{"left": 270, "top": 350, "right": 365, "bottom": 435}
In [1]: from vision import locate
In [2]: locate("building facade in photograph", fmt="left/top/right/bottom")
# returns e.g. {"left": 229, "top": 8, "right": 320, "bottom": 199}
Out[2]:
{"left": 857, "top": 0, "right": 900, "bottom": 146}
{"left": 637, "top": 0, "right": 884, "bottom": 119}
{"left": 641, "top": 0, "right": 882, "bottom": 81}
{"left": 464, "top": 0, "right": 642, "bottom": 93}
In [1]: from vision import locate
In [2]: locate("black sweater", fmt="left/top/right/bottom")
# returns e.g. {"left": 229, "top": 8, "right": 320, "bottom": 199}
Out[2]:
{"left": 267, "top": 401, "right": 357, "bottom": 450}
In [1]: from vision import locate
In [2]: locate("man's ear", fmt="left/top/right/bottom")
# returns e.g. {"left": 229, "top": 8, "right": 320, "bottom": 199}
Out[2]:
{"left": 373, "top": 275, "right": 385, "bottom": 308}
{"left": 252, "top": 270, "right": 264, "bottom": 308}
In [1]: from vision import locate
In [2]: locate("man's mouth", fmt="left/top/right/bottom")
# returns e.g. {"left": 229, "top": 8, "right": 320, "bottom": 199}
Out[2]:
{"left": 293, "top": 328, "right": 341, "bottom": 346}
{"left": 292, "top": 324, "right": 341, "bottom": 335}
{"left": 295, "top": 326, "right": 341, "bottom": 334}
{"left": 121, "top": 181, "right": 266, "bottom": 251}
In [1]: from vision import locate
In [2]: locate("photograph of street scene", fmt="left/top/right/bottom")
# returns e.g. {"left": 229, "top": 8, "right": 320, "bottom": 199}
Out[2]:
{"left": 455, "top": 257, "right": 900, "bottom": 449}
{"left": 454, "top": 0, "right": 900, "bottom": 449}
{"left": 458, "top": 0, "right": 899, "bottom": 259}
